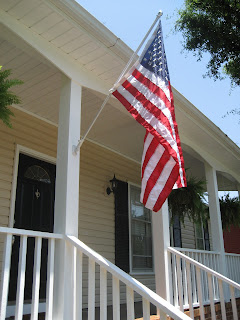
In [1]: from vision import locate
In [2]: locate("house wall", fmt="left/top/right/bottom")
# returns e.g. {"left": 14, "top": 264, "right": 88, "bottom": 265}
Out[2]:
{"left": 0, "top": 108, "right": 214, "bottom": 307}
{"left": 180, "top": 217, "right": 196, "bottom": 249}
{"left": 0, "top": 107, "right": 57, "bottom": 270}
{"left": 78, "top": 140, "right": 156, "bottom": 306}
{"left": 0, "top": 108, "right": 156, "bottom": 306}
{"left": 180, "top": 218, "right": 213, "bottom": 251}
{"left": 224, "top": 226, "right": 240, "bottom": 254}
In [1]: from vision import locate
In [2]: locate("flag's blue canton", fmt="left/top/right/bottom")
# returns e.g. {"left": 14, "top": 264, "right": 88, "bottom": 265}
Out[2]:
{"left": 140, "top": 21, "right": 170, "bottom": 86}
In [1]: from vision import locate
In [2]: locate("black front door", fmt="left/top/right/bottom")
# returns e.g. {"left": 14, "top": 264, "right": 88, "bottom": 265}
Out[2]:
{"left": 8, "top": 153, "right": 56, "bottom": 302}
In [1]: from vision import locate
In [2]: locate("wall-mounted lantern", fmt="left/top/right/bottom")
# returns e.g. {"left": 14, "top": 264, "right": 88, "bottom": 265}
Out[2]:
{"left": 106, "top": 174, "right": 118, "bottom": 195}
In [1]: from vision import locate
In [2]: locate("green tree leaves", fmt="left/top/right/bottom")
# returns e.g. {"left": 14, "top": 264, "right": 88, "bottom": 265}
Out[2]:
{"left": 175, "top": 0, "right": 240, "bottom": 86}
{"left": 0, "top": 66, "right": 23, "bottom": 127}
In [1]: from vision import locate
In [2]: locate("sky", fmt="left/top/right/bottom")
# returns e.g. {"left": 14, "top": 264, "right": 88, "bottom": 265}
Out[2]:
{"left": 76, "top": 0, "right": 240, "bottom": 148}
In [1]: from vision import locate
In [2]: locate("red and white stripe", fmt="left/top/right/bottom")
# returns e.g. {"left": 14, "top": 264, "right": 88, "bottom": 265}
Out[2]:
{"left": 113, "top": 62, "right": 186, "bottom": 212}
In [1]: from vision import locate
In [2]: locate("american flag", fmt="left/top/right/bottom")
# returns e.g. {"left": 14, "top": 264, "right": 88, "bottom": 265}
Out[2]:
{"left": 113, "top": 21, "right": 186, "bottom": 212}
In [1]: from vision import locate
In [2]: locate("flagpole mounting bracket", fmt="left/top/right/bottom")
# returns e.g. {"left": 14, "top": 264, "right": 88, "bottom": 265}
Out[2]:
{"left": 73, "top": 139, "right": 83, "bottom": 155}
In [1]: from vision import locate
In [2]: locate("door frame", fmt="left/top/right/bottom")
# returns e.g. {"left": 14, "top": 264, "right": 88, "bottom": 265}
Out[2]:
{"left": 9, "top": 144, "right": 56, "bottom": 228}
{"left": 7, "top": 145, "right": 56, "bottom": 317}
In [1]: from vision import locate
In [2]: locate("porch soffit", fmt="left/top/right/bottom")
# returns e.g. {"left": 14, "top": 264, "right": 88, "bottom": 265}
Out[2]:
{"left": 0, "top": 0, "right": 239, "bottom": 188}
{"left": 0, "top": 0, "right": 129, "bottom": 92}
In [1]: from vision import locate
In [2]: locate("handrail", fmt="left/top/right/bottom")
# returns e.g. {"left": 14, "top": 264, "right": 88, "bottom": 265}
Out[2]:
{"left": 168, "top": 247, "right": 240, "bottom": 290}
{"left": 0, "top": 226, "right": 63, "bottom": 240}
{"left": 225, "top": 252, "right": 240, "bottom": 257}
{"left": 66, "top": 235, "right": 191, "bottom": 320}
{"left": 173, "top": 247, "right": 220, "bottom": 255}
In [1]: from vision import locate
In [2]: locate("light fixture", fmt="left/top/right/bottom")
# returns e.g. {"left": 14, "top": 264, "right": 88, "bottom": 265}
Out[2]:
{"left": 106, "top": 174, "right": 118, "bottom": 195}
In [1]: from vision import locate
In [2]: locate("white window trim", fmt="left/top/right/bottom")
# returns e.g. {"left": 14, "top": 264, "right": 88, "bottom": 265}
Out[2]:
{"left": 128, "top": 182, "right": 154, "bottom": 275}
{"left": 194, "top": 222, "right": 206, "bottom": 250}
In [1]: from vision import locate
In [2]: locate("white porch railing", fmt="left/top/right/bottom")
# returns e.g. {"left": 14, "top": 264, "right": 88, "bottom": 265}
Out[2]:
{"left": 0, "top": 227, "right": 191, "bottom": 320}
{"left": 175, "top": 248, "right": 221, "bottom": 274}
{"left": 226, "top": 253, "right": 240, "bottom": 285}
{"left": 176, "top": 248, "right": 240, "bottom": 300}
{"left": 168, "top": 247, "right": 240, "bottom": 320}
{"left": 0, "top": 227, "right": 63, "bottom": 320}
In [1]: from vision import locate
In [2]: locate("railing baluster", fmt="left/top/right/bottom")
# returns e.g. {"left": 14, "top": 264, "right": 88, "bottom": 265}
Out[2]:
{"left": 172, "top": 254, "right": 178, "bottom": 307}
{"left": 31, "top": 236, "right": 42, "bottom": 320}
{"left": 15, "top": 235, "right": 28, "bottom": 320}
{"left": 212, "top": 254, "right": 218, "bottom": 300}
{"left": 186, "top": 261, "right": 194, "bottom": 319}
{"left": 112, "top": 275, "right": 120, "bottom": 320}
{"left": 182, "top": 259, "right": 188, "bottom": 307}
{"left": 0, "top": 233, "right": 13, "bottom": 320}
{"left": 126, "top": 287, "right": 134, "bottom": 320}
{"left": 202, "top": 253, "right": 208, "bottom": 303}
{"left": 73, "top": 246, "right": 77, "bottom": 320}
{"left": 189, "top": 253, "right": 197, "bottom": 305}
{"left": 142, "top": 297, "right": 150, "bottom": 320}
{"left": 76, "top": 250, "right": 83, "bottom": 320}
{"left": 218, "top": 279, "right": 227, "bottom": 320}
{"left": 100, "top": 266, "right": 107, "bottom": 320}
{"left": 45, "top": 238, "right": 55, "bottom": 320}
{"left": 88, "top": 259, "right": 95, "bottom": 320}
{"left": 159, "top": 310, "right": 167, "bottom": 320}
{"left": 230, "top": 285, "right": 238, "bottom": 320}
{"left": 196, "top": 267, "right": 205, "bottom": 320}
{"left": 176, "top": 255, "right": 184, "bottom": 312}
{"left": 207, "top": 273, "right": 216, "bottom": 320}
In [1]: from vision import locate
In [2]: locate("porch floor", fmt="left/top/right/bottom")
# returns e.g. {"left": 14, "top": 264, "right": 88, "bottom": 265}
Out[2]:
{"left": 5, "top": 302, "right": 157, "bottom": 319}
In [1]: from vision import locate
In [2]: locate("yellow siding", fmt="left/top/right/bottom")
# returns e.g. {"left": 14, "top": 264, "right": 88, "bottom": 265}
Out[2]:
{"left": 0, "top": 108, "right": 58, "bottom": 269}
{"left": 0, "top": 108, "right": 57, "bottom": 227}
{"left": 181, "top": 217, "right": 196, "bottom": 249}
{"left": 0, "top": 108, "right": 155, "bottom": 304}
{"left": 79, "top": 141, "right": 156, "bottom": 305}
{"left": 0, "top": 108, "right": 215, "bottom": 306}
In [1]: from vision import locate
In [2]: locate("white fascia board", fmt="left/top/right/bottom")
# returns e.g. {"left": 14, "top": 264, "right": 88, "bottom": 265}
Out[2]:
{"left": 0, "top": 9, "right": 109, "bottom": 95}
{"left": 173, "top": 88, "right": 240, "bottom": 160}
{"left": 181, "top": 134, "right": 240, "bottom": 184}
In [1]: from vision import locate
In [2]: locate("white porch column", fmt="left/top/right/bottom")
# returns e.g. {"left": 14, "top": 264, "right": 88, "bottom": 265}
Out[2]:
{"left": 204, "top": 163, "right": 227, "bottom": 277}
{"left": 53, "top": 75, "right": 82, "bottom": 320}
{"left": 152, "top": 200, "right": 172, "bottom": 305}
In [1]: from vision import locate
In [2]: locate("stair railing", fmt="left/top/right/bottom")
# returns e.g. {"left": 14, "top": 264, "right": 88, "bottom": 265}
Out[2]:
{"left": 66, "top": 235, "right": 191, "bottom": 320}
{"left": 0, "top": 226, "right": 191, "bottom": 320}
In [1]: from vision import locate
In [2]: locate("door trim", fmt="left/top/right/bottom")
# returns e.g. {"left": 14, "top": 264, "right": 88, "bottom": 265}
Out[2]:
{"left": 9, "top": 144, "right": 56, "bottom": 228}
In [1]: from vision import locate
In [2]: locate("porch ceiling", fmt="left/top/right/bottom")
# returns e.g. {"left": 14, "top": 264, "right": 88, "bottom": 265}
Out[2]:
{"left": 0, "top": 0, "right": 239, "bottom": 191}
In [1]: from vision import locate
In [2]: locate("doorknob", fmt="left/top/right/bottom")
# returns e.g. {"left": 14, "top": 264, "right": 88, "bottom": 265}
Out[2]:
{"left": 35, "top": 189, "right": 40, "bottom": 199}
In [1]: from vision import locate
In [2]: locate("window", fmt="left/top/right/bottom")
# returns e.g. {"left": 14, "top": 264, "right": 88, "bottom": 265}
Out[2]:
{"left": 129, "top": 185, "right": 153, "bottom": 273}
{"left": 172, "top": 215, "right": 182, "bottom": 248}
{"left": 195, "top": 222, "right": 210, "bottom": 251}
{"left": 24, "top": 165, "right": 51, "bottom": 184}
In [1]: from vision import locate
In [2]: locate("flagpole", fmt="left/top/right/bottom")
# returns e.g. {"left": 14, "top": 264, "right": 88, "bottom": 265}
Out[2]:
{"left": 73, "top": 10, "right": 163, "bottom": 155}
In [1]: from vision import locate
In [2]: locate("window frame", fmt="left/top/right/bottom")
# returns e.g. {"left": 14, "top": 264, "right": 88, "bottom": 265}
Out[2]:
{"left": 194, "top": 221, "right": 211, "bottom": 251}
{"left": 171, "top": 215, "right": 182, "bottom": 248}
{"left": 128, "top": 183, "right": 154, "bottom": 275}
